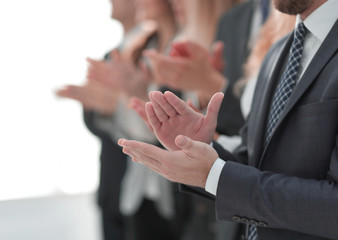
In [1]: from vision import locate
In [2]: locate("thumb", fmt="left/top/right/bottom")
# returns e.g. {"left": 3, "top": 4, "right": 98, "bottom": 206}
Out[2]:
{"left": 211, "top": 41, "right": 224, "bottom": 59}
{"left": 175, "top": 135, "right": 204, "bottom": 156}
{"left": 204, "top": 92, "right": 224, "bottom": 129}
{"left": 210, "top": 41, "right": 225, "bottom": 72}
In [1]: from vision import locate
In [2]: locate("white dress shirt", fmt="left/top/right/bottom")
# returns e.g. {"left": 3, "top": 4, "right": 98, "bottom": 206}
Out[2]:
{"left": 206, "top": 0, "right": 338, "bottom": 195}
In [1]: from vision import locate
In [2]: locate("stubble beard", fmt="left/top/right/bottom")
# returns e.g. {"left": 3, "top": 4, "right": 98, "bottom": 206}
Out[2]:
{"left": 273, "top": 0, "right": 314, "bottom": 15}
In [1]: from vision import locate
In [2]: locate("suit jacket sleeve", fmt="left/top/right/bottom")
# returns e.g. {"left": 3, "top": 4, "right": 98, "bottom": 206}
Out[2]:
{"left": 215, "top": 145, "right": 338, "bottom": 239}
{"left": 213, "top": 64, "right": 338, "bottom": 240}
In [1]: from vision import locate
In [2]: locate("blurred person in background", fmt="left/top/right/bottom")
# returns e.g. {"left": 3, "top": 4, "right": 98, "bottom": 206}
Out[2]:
{"left": 118, "top": 0, "right": 338, "bottom": 238}
{"left": 106, "top": 1, "right": 184, "bottom": 239}
{"left": 58, "top": 0, "right": 137, "bottom": 240}
{"left": 168, "top": 0, "right": 240, "bottom": 48}
{"left": 130, "top": 0, "right": 277, "bottom": 239}
{"left": 138, "top": 0, "right": 271, "bottom": 130}
{"left": 167, "top": 2, "right": 244, "bottom": 240}
{"left": 130, "top": 1, "right": 244, "bottom": 239}
{"left": 58, "top": 0, "right": 190, "bottom": 239}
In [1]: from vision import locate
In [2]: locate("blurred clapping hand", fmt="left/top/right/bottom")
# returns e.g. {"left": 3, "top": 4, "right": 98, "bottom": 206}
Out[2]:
{"left": 144, "top": 40, "right": 227, "bottom": 99}
{"left": 56, "top": 49, "right": 151, "bottom": 115}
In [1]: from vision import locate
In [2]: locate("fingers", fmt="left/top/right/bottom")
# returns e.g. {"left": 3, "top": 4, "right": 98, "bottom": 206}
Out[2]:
{"left": 56, "top": 85, "right": 95, "bottom": 108}
{"left": 110, "top": 49, "right": 121, "bottom": 61}
{"left": 56, "top": 85, "right": 84, "bottom": 100}
{"left": 129, "top": 97, "right": 154, "bottom": 132}
{"left": 210, "top": 41, "right": 225, "bottom": 72}
{"left": 122, "top": 146, "right": 162, "bottom": 174}
{"left": 170, "top": 41, "right": 190, "bottom": 57}
{"left": 211, "top": 41, "right": 224, "bottom": 59}
{"left": 86, "top": 59, "right": 110, "bottom": 82}
{"left": 163, "top": 91, "right": 192, "bottom": 115}
{"left": 150, "top": 91, "right": 178, "bottom": 118}
{"left": 185, "top": 41, "right": 206, "bottom": 59}
{"left": 118, "top": 139, "right": 165, "bottom": 168}
{"left": 149, "top": 92, "right": 169, "bottom": 122}
{"left": 86, "top": 57, "right": 100, "bottom": 65}
{"left": 145, "top": 102, "right": 161, "bottom": 131}
{"left": 204, "top": 92, "right": 224, "bottom": 128}
{"left": 56, "top": 85, "right": 72, "bottom": 98}
{"left": 129, "top": 97, "right": 147, "bottom": 120}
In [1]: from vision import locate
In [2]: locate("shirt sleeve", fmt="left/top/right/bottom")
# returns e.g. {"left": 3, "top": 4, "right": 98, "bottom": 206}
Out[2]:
{"left": 205, "top": 158, "right": 226, "bottom": 195}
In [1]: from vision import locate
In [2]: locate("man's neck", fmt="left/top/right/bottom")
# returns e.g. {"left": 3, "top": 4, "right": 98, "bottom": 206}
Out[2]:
{"left": 300, "top": 0, "right": 327, "bottom": 20}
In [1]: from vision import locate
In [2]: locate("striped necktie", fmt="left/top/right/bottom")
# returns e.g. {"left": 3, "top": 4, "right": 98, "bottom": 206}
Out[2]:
{"left": 265, "top": 22, "right": 308, "bottom": 145}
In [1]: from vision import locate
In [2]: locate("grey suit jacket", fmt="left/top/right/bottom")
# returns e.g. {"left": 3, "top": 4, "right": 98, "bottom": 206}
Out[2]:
{"left": 213, "top": 19, "right": 338, "bottom": 240}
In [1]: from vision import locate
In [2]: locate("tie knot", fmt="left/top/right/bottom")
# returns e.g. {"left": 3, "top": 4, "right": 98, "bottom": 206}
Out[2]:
{"left": 295, "top": 22, "right": 308, "bottom": 41}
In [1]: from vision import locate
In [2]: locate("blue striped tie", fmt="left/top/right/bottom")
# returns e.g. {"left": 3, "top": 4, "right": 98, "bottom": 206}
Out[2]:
{"left": 249, "top": 22, "right": 308, "bottom": 240}
{"left": 265, "top": 22, "right": 308, "bottom": 145}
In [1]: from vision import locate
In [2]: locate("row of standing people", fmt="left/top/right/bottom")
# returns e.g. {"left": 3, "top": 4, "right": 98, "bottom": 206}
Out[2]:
{"left": 57, "top": 0, "right": 297, "bottom": 239}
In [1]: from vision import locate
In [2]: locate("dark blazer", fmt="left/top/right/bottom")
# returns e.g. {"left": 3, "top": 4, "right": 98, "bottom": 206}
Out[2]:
{"left": 83, "top": 51, "right": 127, "bottom": 214}
{"left": 84, "top": 29, "right": 159, "bottom": 213}
{"left": 213, "top": 19, "right": 338, "bottom": 240}
{"left": 83, "top": 109, "right": 127, "bottom": 213}
{"left": 215, "top": 0, "right": 253, "bottom": 136}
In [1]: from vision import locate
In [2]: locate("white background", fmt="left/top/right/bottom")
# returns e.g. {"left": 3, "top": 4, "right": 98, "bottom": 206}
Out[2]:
{"left": 0, "top": 0, "right": 123, "bottom": 200}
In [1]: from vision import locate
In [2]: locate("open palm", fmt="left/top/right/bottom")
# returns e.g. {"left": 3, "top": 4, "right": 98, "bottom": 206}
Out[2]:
{"left": 145, "top": 91, "right": 224, "bottom": 151}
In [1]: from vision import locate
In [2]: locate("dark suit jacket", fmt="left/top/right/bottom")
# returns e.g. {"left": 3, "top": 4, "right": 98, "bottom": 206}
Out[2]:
{"left": 84, "top": 109, "right": 127, "bottom": 214}
{"left": 215, "top": 0, "right": 253, "bottom": 136}
{"left": 83, "top": 28, "right": 160, "bottom": 213}
{"left": 83, "top": 51, "right": 127, "bottom": 214}
{"left": 83, "top": 31, "right": 180, "bottom": 214}
{"left": 212, "top": 19, "right": 338, "bottom": 240}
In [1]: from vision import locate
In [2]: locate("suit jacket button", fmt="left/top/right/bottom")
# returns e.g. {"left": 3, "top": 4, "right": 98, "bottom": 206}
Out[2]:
{"left": 257, "top": 221, "right": 268, "bottom": 228}
{"left": 232, "top": 216, "right": 241, "bottom": 222}
{"left": 249, "top": 219, "right": 258, "bottom": 226}
{"left": 240, "top": 217, "right": 249, "bottom": 224}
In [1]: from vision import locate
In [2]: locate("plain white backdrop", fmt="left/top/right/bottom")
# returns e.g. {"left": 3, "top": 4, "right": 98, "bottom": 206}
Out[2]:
{"left": 0, "top": 0, "right": 123, "bottom": 200}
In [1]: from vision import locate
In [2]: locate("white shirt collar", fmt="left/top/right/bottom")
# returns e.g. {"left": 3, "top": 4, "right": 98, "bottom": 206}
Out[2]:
{"left": 295, "top": 0, "right": 338, "bottom": 42}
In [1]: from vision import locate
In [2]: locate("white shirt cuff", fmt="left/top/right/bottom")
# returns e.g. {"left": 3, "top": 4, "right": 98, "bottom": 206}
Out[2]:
{"left": 205, "top": 158, "right": 226, "bottom": 196}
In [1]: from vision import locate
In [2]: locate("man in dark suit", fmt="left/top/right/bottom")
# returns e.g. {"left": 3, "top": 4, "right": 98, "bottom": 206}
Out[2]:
{"left": 118, "top": 0, "right": 338, "bottom": 239}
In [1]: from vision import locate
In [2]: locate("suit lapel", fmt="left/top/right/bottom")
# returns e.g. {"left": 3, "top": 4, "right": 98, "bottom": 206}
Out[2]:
{"left": 250, "top": 35, "right": 293, "bottom": 167}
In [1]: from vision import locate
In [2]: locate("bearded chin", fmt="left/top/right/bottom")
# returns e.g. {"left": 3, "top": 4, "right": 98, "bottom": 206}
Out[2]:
{"left": 273, "top": 0, "right": 313, "bottom": 15}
